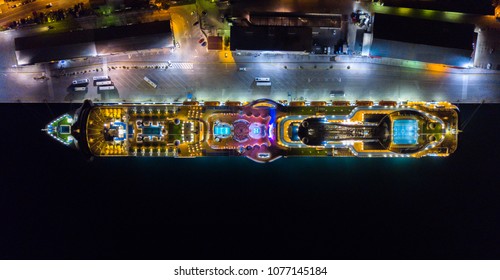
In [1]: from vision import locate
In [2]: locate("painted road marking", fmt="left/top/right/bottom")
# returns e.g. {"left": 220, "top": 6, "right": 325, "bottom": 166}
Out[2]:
{"left": 462, "top": 75, "right": 468, "bottom": 100}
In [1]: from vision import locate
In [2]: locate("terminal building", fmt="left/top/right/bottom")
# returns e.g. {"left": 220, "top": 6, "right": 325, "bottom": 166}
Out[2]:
{"left": 230, "top": 25, "right": 313, "bottom": 53}
{"left": 230, "top": 12, "right": 343, "bottom": 53}
{"left": 366, "top": 14, "right": 476, "bottom": 67}
{"left": 14, "top": 21, "right": 173, "bottom": 65}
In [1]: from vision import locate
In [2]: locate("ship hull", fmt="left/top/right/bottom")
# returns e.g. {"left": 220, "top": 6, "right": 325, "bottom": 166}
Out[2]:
{"left": 46, "top": 99, "right": 459, "bottom": 162}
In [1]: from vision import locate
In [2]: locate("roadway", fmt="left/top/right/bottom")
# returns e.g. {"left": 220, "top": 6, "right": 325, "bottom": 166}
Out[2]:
{"left": 1, "top": 50, "right": 498, "bottom": 103}
{"left": 0, "top": 0, "right": 498, "bottom": 103}
{"left": 0, "top": 0, "right": 88, "bottom": 27}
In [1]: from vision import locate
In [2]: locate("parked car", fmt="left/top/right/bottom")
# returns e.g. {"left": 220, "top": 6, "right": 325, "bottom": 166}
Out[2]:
{"left": 46, "top": 3, "right": 52, "bottom": 8}
{"left": 198, "top": 38, "right": 204, "bottom": 44}
{"left": 193, "top": 21, "right": 199, "bottom": 26}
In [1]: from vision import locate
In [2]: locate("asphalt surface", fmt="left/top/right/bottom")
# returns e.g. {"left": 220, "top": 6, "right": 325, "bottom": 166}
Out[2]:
{"left": 1, "top": 50, "right": 498, "bottom": 103}
{"left": 0, "top": 0, "right": 498, "bottom": 104}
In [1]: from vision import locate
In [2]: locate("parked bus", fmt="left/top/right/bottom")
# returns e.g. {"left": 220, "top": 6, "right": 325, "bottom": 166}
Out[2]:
{"left": 330, "top": 90, "right": 345, "bottom": 98}
{"left": 95, "top": 80, "right": 113, "bottom": 86}
{"left": 255, "top": 77, "right": 270, "bottom": 82}
{"left": 256, "top": 81, "right": 271, "bottom": 87}
{"left": 144, "top": 76, "right": 157, "bottom": 88}
{"left": 98, "top": 85, "right": 115, "bottom": 91}
{"left": 93, "top": 76, "right": 110, "bottom": 85}
{"left": 72, "top": 79, "right": 89, "bottom": 85}
{"left": 93, "top": 76, "right": 109, "bottom": 81}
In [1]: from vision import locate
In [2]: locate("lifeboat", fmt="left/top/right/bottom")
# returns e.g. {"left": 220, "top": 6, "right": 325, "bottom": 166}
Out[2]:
{"left": 355, "top": 100, "right": 374, "bottom": 106}
{"left": 310, "top": 101, "right": 327, "bottom": 106}
{"left": 378, "top": 100, "right": 397, "bottom": 106}
{"left": 331, "top": 101, "right": 351, "bottom": 106}
{"left": 225, "top": 101, "right": 242, "bottom": 106}
{"left": 289, "top": 101, "right": 306, "bottom": 106}
{"left": 204, "top": 101, "right": 220, "bottom": 106}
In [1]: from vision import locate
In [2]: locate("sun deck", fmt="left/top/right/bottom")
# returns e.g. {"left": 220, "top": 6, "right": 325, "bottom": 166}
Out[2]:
{"left": 84, "top": 105, "right": 205, "bottom": 157}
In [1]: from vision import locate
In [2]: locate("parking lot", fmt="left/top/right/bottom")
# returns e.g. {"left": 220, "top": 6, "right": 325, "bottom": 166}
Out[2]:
{"left": 27, "top": 52, "right": 498, "bottom": 104}
{"left": 0, "top": 0, "right": 499, "bottom": 104}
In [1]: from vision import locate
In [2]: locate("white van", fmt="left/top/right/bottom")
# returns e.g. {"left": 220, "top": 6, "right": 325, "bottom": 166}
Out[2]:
{"left": 74, "top": 86, "right": 87, "bottom": 92}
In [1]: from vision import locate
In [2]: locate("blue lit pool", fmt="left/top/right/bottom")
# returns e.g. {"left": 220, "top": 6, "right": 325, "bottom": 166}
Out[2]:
{"left": 393, "top": 119, "right": 418, "bottom": 145}
{"left": 214, "top": 124, "right": 231, "bottom": 138}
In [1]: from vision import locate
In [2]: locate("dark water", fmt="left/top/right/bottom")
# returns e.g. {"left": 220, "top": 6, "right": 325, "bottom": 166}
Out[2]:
{"left": 1, "top": 103, "right": 499, "bottom": 259}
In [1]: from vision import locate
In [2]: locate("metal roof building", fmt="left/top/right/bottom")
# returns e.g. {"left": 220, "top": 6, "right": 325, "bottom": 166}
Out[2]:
{"left": 369, "top": 14, "right": 475, "bottom": 66}
{"left": 14, "top": 21, "right": 173, "bottom": 65}
{"left": 230, "top": 25, "right": 312, "bottom": 52}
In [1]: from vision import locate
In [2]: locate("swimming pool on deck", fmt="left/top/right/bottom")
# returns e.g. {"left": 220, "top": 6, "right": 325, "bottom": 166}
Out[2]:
{"left": 392, "top": 119, "right": 419, "bottom": 145}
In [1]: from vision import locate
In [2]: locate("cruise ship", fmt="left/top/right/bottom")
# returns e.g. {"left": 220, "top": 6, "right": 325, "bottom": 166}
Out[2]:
{"left": 45, "top": 99, "right": 459, "bottom": 162}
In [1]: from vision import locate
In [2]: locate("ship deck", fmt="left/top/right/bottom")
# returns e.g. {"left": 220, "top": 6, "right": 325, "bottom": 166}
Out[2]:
{"left": 48, "top": 100, "right": 459, "bottom": 162}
